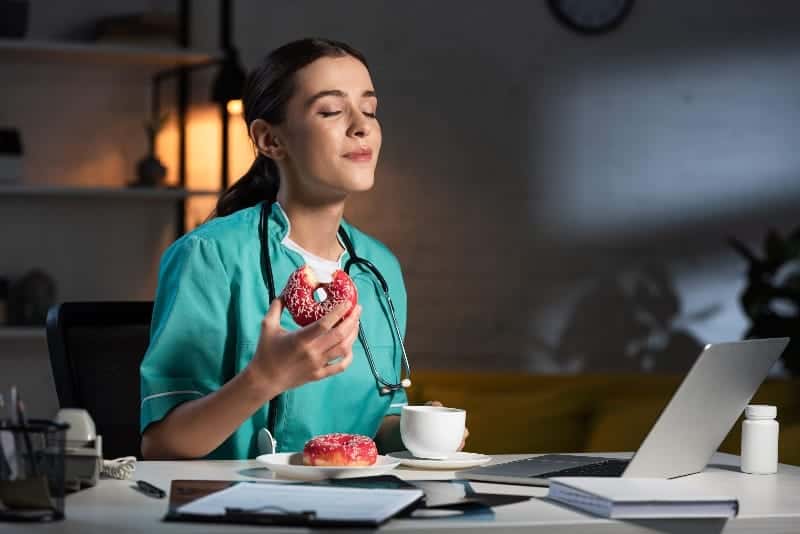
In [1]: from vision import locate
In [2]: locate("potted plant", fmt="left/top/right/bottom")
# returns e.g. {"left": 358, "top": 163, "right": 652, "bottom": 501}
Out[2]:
{"left": 730, "top": 226, "right": 800, "bottom": 376}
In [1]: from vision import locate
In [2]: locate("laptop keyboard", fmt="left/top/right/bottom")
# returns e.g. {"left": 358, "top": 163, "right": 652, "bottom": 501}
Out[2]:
{"left": 536, "top": 458, "right": 630, "bottom": 478}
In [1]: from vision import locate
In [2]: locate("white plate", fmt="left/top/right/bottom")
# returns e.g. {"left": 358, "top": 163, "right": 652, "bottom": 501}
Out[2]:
{"left": 387, "top": 451, "right": 492, "bottom": 470}
{"left": 255, "top": 452, "right": 400, "bottom": 481}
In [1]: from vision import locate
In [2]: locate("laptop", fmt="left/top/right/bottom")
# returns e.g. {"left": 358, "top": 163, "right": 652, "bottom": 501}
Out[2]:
{"left": 460, "top": 338, "right": 789, "bottom": 486}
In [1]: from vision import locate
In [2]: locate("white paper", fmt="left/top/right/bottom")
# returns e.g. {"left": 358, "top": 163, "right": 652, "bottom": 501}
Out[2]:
{"left": 177, "top": 482, "right": 423, "bottom": 523}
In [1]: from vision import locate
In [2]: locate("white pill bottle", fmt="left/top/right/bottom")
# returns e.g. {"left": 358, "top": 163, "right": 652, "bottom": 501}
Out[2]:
{"left": 740, "top": 404, "right": 779, "bottom": 474}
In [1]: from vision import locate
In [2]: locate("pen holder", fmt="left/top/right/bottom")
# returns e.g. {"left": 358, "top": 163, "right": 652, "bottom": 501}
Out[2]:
{"left": 0, "top": 419, "right": 68, "bottom": 521}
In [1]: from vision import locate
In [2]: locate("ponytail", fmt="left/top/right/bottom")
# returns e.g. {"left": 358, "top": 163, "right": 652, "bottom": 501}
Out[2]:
{"left": 213, "top": 154, "right": 279, "bottom": 218}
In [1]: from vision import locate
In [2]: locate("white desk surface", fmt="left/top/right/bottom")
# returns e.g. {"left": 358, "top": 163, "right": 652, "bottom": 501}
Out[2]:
{"left": 6, "top": 452, "right": 800, "bottom": 533}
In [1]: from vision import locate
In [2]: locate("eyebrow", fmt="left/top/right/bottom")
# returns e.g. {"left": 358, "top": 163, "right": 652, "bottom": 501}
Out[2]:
{"left": 304, "top": 89, "right": 377, "bottom": 108}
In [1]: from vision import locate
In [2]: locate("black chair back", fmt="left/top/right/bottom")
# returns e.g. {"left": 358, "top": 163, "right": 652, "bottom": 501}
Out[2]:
{"left": 46, "top": 301, "right": 153, "bottom": 459}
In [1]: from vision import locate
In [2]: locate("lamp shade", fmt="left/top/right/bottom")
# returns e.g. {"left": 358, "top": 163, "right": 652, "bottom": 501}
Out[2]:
{"left": 211, "top": 48, "right": 245, "bottom": 105}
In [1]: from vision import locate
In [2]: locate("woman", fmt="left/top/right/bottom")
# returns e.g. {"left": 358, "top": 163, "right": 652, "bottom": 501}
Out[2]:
{"left": 140, "top": 38, "right": 465, "bottom": 459}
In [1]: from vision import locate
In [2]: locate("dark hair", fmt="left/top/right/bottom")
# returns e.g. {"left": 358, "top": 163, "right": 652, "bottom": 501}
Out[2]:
{"left": 213, "top": 38, "right": 369, "bottom": 218}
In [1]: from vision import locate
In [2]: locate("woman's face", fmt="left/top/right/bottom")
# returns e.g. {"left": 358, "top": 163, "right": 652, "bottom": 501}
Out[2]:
{"left": 278, "top": 54, "right": 381, "bottom": 202}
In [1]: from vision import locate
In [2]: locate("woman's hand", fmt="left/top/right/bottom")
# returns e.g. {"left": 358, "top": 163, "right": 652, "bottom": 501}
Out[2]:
{"left": 425, "top": 401, "right": 470, "bottom": 451}
{"left": 246, "top": 298, "right": 362, "bottom": 397}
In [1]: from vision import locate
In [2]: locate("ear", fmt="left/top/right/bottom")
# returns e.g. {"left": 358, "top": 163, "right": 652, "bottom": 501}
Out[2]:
{"left": 249, "top": 118, "right": 285, "bottom": 160}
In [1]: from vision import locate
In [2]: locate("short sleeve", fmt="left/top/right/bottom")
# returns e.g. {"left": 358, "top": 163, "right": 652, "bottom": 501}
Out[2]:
{"left": 140, "top": 236, "right": 232, "bottom": 433}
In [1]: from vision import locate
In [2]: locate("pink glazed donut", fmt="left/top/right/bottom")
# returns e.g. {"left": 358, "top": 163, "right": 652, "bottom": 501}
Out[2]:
{"left": 302, "top": 433, "right": 378, "bottom": 466}
{"left": 281, "top": 265, "right": 358, "bottom": 326}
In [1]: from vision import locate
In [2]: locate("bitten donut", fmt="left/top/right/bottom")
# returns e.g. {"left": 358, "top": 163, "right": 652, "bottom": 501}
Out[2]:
{"left": 302, "top": 433, "right": 378, "bottom": 466}
{"left": 281, "top": 265, "right": 358, "bottom": 327}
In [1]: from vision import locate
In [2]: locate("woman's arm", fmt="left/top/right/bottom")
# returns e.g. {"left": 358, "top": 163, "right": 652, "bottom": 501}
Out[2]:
{"left": 141, "top": 366, "right": 277, "bottom": 459}
{"left": 142, "top": 299, "right": 362, "bottom": 459}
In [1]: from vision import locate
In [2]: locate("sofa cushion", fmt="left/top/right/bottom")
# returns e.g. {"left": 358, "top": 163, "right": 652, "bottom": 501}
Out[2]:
{"left": 408, "top": 373, "right": 611, "bottom": 454}
{"left": 407, "top": 371, "right": 800, "bottom": 465}
{"left": 419, "top": 384, "right": 589, "bottom": 454}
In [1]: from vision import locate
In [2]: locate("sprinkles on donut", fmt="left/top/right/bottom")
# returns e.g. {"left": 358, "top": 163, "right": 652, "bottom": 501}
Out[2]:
{"left": 281, "top": 265, "right": 358, "bottom": 326}
{"left": 302, "top": 433, "right": 378, "bottom": 466}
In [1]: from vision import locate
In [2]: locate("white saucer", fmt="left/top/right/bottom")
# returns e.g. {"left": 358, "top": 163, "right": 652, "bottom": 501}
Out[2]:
{"left": 255, "top": 452, "right": 400, "bottom": 481}
{"left": 387, "top": 451, "right": 492, "bottom": 470}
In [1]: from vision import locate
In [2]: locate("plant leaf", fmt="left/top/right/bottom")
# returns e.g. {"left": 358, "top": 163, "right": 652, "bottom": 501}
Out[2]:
{"left": 729, "top": 237, "right": 758, "bottom": 264}
{"left": 764, "top": 228, "right": 786, "bottom": 266}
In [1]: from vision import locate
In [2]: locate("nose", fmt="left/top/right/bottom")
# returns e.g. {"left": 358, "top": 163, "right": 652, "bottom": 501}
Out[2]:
{"left": 348, "top": 109, "right": 372, "bottom": 139}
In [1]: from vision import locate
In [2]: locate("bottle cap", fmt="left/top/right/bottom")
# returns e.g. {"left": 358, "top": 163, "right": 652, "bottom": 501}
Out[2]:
{"left": 745, "top": 404, "right": 776, "bottom": 419}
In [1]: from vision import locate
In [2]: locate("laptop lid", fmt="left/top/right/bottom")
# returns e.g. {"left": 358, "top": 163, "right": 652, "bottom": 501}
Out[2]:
{"left": 623, "top": 337, "right": 789, "bottom": 479}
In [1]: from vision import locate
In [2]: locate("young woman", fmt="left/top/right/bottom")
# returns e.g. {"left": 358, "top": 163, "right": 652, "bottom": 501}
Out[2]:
{"left": 140, "top": 38, "right": 466, "bottom": 459}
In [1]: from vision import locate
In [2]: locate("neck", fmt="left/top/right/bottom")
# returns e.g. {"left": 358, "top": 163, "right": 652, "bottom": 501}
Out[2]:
{"left": 277, "top": 190, "right": 345, "bottom": 261}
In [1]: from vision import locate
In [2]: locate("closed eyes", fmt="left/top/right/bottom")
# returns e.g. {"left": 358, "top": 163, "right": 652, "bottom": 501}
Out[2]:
{"left": 318, "top": 111, "right": 377, "bottom": 119}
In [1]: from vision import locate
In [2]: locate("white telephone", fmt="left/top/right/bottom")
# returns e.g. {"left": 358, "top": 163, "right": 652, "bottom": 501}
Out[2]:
{"left": 54, "top": 409, "right": 136, "bottom": 491}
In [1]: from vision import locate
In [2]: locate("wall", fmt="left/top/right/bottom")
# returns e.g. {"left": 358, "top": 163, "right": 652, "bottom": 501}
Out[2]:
{"left": 0, "top": 0, "right": 183, "bottom": 417}
{"left": 2, "top": 0, "right": 799, "bottom": 415}
{"left": 203, "top": 0, "right": 800, "bottom": 374}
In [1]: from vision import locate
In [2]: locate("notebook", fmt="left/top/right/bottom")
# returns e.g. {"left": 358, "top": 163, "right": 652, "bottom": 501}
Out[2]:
{"left": 547, "top": 477, "right": 739, "bottom": 519}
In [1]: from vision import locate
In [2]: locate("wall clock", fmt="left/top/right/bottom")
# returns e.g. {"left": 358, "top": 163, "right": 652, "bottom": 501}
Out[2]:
{"left": 548, "top": 0, "right": 635, "bottom": 35}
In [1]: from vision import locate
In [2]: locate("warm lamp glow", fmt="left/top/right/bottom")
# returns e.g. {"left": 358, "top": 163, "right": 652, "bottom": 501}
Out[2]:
{"left": 227, "top": 99, "right": 243, "bottom": 115}
{"left": 155, "top": 103, "right": 253, "bottom": 230}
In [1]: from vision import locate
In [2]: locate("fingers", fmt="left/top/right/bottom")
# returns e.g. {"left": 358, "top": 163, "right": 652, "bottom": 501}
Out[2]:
{"left": 425, "top": 400, "right": 443, "bottom": 407}
{"left": 297, "top": 301, "right": 353, "bottom": 340}
{"left": 309, "top": 304, "right": 362, "bottom": 354}
{"left": 458, "top": 428, "right": 469, "bottom": 452}
{"left": 313, "top": 350, "right": 354, "bottom": 381}
{"left": 320, "top": 316, "right": 361, "bottom": 362}
{"left": 317, "top": 301, "right": 352, "bottom": 330}
{"left": 261, "top": 298, "right": 284, "bottom": 331}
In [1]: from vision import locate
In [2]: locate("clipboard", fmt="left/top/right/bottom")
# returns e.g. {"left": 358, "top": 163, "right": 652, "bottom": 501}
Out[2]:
{"left": 163, "top": 478, "right": 425, "bottom": 528}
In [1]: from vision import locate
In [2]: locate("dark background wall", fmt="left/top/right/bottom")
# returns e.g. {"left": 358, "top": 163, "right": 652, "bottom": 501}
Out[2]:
{"left": 2, "top": 0, "right": 799, "bottom": 416}
{"left": 209, "top": 0, "right": 799, "bottom": 374}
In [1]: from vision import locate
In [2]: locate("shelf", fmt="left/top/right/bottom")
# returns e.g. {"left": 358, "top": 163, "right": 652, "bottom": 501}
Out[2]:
{"left": 0, "top": 38, "right": 220, "bottom": 67}
{"left": 0, "top": 327, "right": 46, "bottom": 341}
{"left": 0, "top": 185, "right": 220, "bottom": 199}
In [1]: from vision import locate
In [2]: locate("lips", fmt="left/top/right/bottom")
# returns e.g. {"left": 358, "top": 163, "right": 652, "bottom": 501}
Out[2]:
{"left": 343, "top": 148, "right": 373, "bottom": 162}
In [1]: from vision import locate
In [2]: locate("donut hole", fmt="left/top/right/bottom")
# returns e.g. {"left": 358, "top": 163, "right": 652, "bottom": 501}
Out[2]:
{"left": 313, "top": 287, "right": 328, "bottom": 303}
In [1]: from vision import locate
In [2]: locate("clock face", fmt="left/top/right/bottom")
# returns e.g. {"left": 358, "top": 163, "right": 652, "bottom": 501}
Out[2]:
{"left": 548, "top": 0, "right": 634, "bottom": 34}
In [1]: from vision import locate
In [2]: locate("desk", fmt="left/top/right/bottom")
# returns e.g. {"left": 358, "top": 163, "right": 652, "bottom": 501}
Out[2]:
{"left": 5, "top": 453, "right": 800, "bottom": 533}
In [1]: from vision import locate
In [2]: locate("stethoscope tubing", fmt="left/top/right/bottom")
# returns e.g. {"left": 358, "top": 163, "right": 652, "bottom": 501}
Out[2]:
{"left": 259, "top": 203, "right": 411, "bottom": 394}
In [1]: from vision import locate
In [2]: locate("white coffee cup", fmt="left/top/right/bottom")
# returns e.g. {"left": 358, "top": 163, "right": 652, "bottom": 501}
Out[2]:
{"left": 400, "top": 405, "right": 466, "bottom": 459}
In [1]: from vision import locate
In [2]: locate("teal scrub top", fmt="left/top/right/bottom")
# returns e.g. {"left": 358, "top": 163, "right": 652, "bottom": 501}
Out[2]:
{"left": 140, "top": 201, "right": 409, "bottom": 459}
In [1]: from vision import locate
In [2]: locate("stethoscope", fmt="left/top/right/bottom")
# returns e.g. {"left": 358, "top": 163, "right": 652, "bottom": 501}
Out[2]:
{"left": 259, "top": 202, "right": 412, "bottom": 395}
{"left": 255, "top": 202, "right": 412, "bottom": 454}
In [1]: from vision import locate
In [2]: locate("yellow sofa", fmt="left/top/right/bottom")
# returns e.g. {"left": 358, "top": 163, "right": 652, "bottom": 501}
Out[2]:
{"left": 407, "top": 371, "right": 800, "bottom": 466}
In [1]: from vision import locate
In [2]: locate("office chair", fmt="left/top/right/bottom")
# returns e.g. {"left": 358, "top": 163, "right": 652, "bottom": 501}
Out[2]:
{"left": 46, "top": 301, "right": 153, "bottom": 459}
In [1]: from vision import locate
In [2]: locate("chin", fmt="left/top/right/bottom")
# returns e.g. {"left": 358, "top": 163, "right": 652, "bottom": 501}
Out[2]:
{"left": 341, "top": 169, "right": 376, "bottom": 192}
{"left": 351, "top": 175, "right": 375, "bottom": 192}
{"left": 315, "top": 166, "right": 376, "bottom": 195}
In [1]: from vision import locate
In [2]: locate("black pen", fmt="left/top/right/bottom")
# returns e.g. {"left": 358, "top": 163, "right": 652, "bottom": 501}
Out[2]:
{"left": 136, "top": 480, "right": 167, "bottom": 499}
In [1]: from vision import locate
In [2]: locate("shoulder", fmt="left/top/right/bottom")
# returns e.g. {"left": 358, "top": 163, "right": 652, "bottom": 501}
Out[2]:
{"left": 161, "top": 204, "right": 261, "bottom": 271}
{"left": 186, "top": 204, "right": 261, "bottom": 249}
